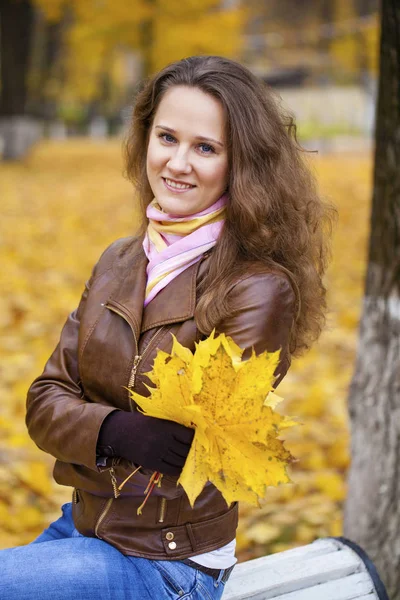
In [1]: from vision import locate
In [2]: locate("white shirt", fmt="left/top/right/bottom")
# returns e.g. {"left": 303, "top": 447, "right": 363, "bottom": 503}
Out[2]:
{"left": 189, "top": 539, "right": 237, "bottom": 569}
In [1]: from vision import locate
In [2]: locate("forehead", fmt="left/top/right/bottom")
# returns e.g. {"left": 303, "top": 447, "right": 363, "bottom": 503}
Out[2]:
{"left": 153, "top": 86, "right": 226, "bottom": 140}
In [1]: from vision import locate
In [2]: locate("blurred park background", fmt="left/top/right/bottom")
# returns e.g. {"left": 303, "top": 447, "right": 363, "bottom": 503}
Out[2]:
{"left": 0, "top": 0, "right": 379, "bottom": 559}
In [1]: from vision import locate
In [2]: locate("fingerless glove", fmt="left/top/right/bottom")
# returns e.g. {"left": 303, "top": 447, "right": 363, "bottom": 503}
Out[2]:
{"left": 97, "top": 410, "right": 194, "bottom": 476}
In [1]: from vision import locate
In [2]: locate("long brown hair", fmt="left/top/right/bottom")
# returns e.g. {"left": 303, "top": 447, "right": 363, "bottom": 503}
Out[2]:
{"left": 124, "top": 55, "right": 336, "bottom": 356}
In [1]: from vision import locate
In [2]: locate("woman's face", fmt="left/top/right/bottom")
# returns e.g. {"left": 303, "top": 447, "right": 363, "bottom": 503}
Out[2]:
{"left": 146, "top": 85, "right": 229, "bottom": 216}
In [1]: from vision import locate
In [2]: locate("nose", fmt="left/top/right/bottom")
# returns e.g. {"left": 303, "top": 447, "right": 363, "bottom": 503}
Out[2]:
{"left": 167, "top": 148, "right": 192, "bottom": 175}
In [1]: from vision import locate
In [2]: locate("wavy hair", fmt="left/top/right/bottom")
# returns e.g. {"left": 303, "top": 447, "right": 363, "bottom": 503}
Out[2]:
{"left": 123, "top": 55, "right": 336, "bottom": 356}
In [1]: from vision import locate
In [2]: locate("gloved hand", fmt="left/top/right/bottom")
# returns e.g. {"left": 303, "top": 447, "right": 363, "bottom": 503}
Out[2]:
{"left": 97, "top": 410, "right": 194, "bottom": 476}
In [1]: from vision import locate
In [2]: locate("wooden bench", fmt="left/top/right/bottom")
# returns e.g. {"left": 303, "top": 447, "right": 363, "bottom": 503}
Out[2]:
{"left": 223, "top": 537, "right": 389, "bottom": 600}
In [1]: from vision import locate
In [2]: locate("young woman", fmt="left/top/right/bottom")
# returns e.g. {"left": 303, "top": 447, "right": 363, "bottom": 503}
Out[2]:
{"left": 1, "top": 55, "right": 335, "bottom": 599}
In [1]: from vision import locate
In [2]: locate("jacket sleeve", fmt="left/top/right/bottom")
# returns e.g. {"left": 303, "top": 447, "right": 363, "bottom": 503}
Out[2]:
{"left": 215, "top": 271, "right": 297, "bottom": 387}
{"left": 25, "top": 245, "right": 120, "bottom": 472}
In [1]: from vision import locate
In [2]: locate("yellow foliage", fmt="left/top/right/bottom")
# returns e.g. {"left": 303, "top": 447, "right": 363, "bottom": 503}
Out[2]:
{"left": 0, "top": 141, "right": 372, "bottom": 557}
{"left": 314, "top": 472, "right": 345, "bottom": 502}
{"left": 32, "top": 0, "right": 66, "bottom": 22}
{"left": 13, "top": 462, "right": 53, "bottom": 497}
{"left": 330, "top": 0, "right": 379, "bottom": 79}
{"left": 150, "top": 6, "right": 246, "bottom": 74}
{"left": 131, "top": 330, "right": 295, "bottom": 507}
{"left": 39, "top": 0, "right": 245, "bottom": 102}
{"left": 246, "top": 522, "right": 281, "bottom": 545}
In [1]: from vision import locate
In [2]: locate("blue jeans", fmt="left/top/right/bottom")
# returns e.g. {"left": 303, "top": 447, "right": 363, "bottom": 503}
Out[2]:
{"left": 0, "top": 503, "right": 229, "bottom": 600}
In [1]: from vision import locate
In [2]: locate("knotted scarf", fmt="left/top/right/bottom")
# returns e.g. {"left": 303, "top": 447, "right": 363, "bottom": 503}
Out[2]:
{"left": 142, "top": 194, "right": 227, "bottom": 306}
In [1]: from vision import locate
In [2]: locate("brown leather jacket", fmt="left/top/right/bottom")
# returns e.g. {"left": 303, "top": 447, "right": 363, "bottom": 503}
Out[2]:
{"left": 26, "top": 235, "right": 296, "bottom": 560}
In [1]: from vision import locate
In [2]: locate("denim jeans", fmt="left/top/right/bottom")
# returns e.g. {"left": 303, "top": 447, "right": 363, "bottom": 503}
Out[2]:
{"left": 0, "top": 502, "right": 229, "bottom": 600}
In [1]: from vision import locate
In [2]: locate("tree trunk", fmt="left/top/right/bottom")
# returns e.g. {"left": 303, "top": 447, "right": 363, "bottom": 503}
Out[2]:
{"left": 28, "top": 12, "right": 64, "bottom": 121}
{"left": 344, "top": 1, "right": 400, "bottom": 599}
{"left": 0, "top": 0, "right": 42, "bottom": 160}
{"left": 0, "top": 0, "right": 34, "bottom": 116}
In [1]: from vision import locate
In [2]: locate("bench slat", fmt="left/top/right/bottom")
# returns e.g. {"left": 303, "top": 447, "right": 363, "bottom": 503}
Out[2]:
{"left": 268, "top": 573, "right": 375, "bottom": 600}
{"left": 230, "top": 539, "right": 342, "bottom": 576}
{"left": 223, "top": 548, "right": 361, "bottom": 599}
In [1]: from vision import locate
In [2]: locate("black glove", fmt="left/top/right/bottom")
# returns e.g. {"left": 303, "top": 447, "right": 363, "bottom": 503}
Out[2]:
{"left": 97, "top": 410, "right": 194, "bottom": 476}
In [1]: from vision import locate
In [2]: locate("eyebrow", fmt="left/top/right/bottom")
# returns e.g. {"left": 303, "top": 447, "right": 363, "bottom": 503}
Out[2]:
{"left": 155, "top": 125, "right": 224, "bottom": 148}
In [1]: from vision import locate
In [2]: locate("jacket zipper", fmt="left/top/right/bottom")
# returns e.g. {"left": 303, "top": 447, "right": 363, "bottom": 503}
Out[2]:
{"left": 127, "top": 325, "right": 166, "bottom": 397}
{"left": 94, "top": 457, "right": 119, "bottom": 539}
{"left": 94, "top": 497, "right": 113, "bottom": 539}
{"left": 105, "top": 303, "right": 165, "bottom": 411}
{"left": 109, "top": 465, "right": 120, "bottom": 498}
{"left": 127, "top": 355, "right": 142, "bottom": 393}
{"left": 158, "top": 497, "right": 167, "bottom": 523}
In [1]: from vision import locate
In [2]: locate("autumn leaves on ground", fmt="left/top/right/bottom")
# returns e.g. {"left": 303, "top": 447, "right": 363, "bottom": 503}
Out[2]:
{"left": 0, "top": 140, "right": 371, "bottom": 558}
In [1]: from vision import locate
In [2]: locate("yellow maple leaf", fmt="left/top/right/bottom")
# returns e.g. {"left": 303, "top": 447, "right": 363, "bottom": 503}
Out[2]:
{"left": 130, "top": 329, "right": 297, "bottom": 508}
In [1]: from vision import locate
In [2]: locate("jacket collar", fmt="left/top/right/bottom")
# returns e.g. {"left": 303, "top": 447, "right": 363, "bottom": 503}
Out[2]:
{"left": 108, "top": 235, "right": 207, "bottom": 338}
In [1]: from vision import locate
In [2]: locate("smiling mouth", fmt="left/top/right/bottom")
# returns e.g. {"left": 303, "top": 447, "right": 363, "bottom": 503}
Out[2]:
{"left": 162, "top": 177, "right": 196, "bottom": 191}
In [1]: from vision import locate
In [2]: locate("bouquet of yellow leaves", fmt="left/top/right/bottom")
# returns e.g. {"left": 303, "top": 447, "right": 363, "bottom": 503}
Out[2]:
{"left": 128, "top": 329, "right": 297, "bottom": 511}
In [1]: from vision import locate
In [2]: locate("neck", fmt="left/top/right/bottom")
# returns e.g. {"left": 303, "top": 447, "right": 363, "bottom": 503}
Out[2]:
{"left": 152, "top": 193, "right": 228, "bottom": 220}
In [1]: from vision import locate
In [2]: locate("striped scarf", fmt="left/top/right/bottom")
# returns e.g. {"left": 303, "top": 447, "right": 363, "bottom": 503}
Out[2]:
{"left": 142, "top": 194, "right": 227, "bottom": 306}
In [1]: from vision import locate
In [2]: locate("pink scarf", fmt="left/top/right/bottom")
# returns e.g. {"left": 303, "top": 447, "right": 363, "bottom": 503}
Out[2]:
{"left": 142, "top": 194, "right": 227, "bottom": 306}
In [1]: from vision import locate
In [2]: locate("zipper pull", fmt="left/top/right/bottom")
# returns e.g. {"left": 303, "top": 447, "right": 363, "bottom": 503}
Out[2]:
{"left": 128, "top": 355, "right": 142, "bottom": 390}
{"left": 118, "top": 464, "right": 142, "bottom": 493}
{"left": 158, "top": 497, "right": 167, "bottom": 523}
{"left": 137, "top": 472, "right": 163, "bottom": 516}
{"left": 109, "top": 467, "right": 120, "bottom": 499}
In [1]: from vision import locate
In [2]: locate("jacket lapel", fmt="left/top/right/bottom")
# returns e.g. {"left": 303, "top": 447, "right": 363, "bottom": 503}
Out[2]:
{"left": 141, "top": 257, "right": 200, "bottom": 333}
{"left": 108, "top": 236, "right": 205, "bottom": 337}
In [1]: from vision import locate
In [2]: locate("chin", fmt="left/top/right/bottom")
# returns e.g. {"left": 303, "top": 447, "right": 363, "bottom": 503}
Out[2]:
{"left": 158, "top": 198, "right": 194, "bottom": 216}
